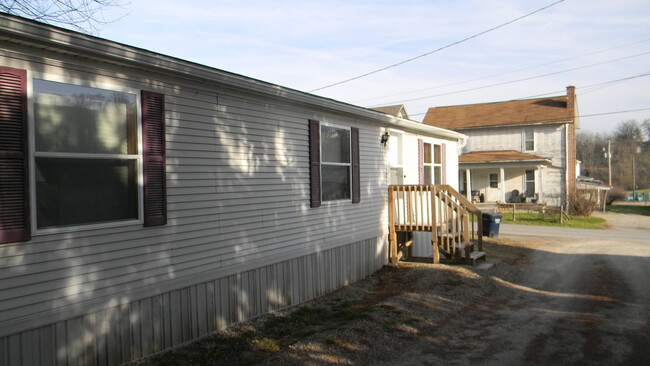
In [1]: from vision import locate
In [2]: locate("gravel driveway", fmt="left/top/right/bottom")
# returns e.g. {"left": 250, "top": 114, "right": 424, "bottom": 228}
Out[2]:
{"left": 136, "top": 212, "right": 650, "bottom": 365}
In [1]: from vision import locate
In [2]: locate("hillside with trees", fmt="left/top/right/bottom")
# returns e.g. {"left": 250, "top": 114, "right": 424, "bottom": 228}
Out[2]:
{"left": 577, "top": 119, "right": 649, "bottom": 191}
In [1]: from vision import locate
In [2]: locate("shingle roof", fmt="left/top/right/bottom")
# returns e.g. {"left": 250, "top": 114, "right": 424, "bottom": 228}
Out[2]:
{"left": 459, "top": 150, "right": 551, "bottom": 164}
{"left": 372, "top": 105, "right": 409, "bottom": 119}
{"left": 422, "top": 94, "right": 574, "bottom": 130}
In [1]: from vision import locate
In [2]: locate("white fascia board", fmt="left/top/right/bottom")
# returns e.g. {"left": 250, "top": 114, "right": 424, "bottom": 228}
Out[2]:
{"left": 0, "top": 14, "right": 465, "bottom": 143}
{"left": 454, "top": 120, "right": 573, "bottom": 131}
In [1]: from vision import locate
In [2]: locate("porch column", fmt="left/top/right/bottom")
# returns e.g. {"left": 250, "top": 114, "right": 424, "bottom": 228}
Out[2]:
{"left": 537, "top": 166, "right": 544, "bottom": 203}
{"left": 465, "top": 169, "right": 472, "bottom": 200}
{"left": 500, "top": 168, "right": 505, "bottom": 203}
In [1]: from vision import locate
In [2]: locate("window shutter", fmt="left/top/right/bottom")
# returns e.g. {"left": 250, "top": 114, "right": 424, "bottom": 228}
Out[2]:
{"left": 417, "top": 139, "right": 424, "bottom": 184}
{"left": 0, "top": 67, "right": 30, "bottom": 244}
{"left": 141, "top": 91, "right": 167, "bottom": 227}
{"left": 441, "top": 143, "right": 447, "bottom": 184}
{"left": 351, "top": 127, "right": 360, "bottom": 203}
{"left": 308, "top": 120, "right": 321, "bottom": 207}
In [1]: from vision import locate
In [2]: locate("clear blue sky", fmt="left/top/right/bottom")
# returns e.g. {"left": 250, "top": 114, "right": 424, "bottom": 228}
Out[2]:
{"left": 96, "top": 0, "right": 650, "bottom": 133}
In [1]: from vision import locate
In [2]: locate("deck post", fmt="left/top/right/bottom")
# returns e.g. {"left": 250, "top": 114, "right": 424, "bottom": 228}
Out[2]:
{"left": 463, "top": 211, "right": 471, "bottom": 263}
{"left": 388, "top": 187, "right": 398, "bottom": 264}
{"left": 431, "top": 186, "right": 439, "bottom": 263}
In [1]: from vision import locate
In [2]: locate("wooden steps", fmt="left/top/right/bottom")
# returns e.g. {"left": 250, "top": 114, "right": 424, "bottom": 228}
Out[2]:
{"left": 388, "top": 185, "right": 484, "bottom": 266}
{"left": 468, "top": 251, "right": 487, "bottom": 266}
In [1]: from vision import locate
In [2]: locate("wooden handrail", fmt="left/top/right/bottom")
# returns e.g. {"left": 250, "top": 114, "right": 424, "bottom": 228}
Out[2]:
{"left": 388, "top": 184, "right": 483, "bottom": 265}
{"left": 435, "top": 184, "right": 481, "bottom": 215}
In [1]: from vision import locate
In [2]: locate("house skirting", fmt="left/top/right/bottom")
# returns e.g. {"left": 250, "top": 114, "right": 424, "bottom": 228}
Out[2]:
{"left": 0, "top": 237, "right": 386, "bottom": 365}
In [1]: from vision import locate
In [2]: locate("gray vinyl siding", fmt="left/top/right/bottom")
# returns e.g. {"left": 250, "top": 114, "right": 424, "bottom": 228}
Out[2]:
{"left": 0, "top": 237, "right": 384, "bottom": 365}
{"left": 0, "top": 78, "right": 387, "bottom": 332}
{"left": 0, "top": 19, "right": 460, "bottom": 365}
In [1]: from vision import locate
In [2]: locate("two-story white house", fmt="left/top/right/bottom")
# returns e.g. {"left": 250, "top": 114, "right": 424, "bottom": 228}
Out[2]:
{"left": 422, "top": 87, "right": 578, "bottom": 207}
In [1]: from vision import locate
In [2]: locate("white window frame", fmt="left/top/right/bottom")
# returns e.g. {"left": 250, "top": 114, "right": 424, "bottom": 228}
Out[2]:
{"left": 524, "top": 129, "right": 535, "bottom": 151}
{"left": 28, "top": 73, "right": 144, "bottom": 234}
{"left": 320, "top": 122, "right": 352, "bottom": 202}
{"left": 423, "top": 142, "right": 442, "bottom": 185}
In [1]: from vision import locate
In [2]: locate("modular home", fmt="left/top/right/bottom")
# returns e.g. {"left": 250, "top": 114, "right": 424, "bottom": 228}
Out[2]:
{"left": 0, "top": 14, "right": 465, "bottom": 365}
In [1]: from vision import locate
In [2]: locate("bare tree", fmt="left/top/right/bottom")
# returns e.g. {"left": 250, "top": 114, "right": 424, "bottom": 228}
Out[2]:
{"left": 643, "top": 119, "right": 650, "bottom": 142}
{"left": 0, "top": 0, "right": 127, "bottom": 34}
{"left": 614, "top": 119, "right": 644, "bottom": 142}
{"left": 578, "top": 119, "right": 649, "bottom": 191}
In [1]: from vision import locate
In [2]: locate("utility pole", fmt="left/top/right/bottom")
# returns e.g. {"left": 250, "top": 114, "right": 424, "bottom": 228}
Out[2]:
{"left": 632, "top": 146, "right": 641, "bottom": 201}
{"left": 633, "top": 154, "right": 636, "bottom": 202}
{"left": 607, "top": 140, "right": 612, "bottom": 186}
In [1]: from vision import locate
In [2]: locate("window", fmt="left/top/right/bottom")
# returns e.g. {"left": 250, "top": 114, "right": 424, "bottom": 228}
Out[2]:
{"left": 459, "top": 170, "right": 468, "bottom": 194}
{"left": 524, "top": 129, "right": 535, "bottom": 151}
{"left": 489, "top": 173, "right": 499, "bottom": 188}
{"left": 321, "top": 125, "right": 351, "bottom": 201}
{"left": 0, "top": 66, "right": 167, "bottom": 243}
{"left": 308, "top": 120, "right": 360, "bottom": 207}
{"left": 421, "top": 142, "right": 442, "bottom": 184}
{"left": 525, "top": 170, "right": 535, "bottom": 196}
{"left": 33, "top": 80, "right": 139, "bottom": 229}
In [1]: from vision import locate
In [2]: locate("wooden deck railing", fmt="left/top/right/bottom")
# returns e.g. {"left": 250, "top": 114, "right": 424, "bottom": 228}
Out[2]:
{"left": 388, "top": 185, "right": 483, "bottom": 265}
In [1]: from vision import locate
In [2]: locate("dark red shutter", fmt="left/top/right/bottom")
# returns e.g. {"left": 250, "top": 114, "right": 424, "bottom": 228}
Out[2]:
{"left": 142, "top": 91, "right": 167, "bottom": 227}
{"left": 0, "top": 67, "right": 30, "bottom": 243}
{"left": 441, "top": 143, "right": 447, "bottom": 184}
{"left": 351, "top": 127, "right": 360, "bottom": 203}
{"left": 417, "top": 139, "right": 424, "bottom": 184}
{"left": 309, "top": 120, "right": 321, "bottom": 208}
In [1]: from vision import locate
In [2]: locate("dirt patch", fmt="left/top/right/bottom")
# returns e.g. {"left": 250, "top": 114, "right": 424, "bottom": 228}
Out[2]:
{"left": 133, "top": 237, "right": 546, "bottom": 366}
{"left": 482, "top": 236, "right": 549, "bottom": 266}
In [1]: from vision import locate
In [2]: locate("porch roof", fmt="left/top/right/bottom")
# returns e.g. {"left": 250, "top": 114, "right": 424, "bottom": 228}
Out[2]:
{"left": 459, "top": 150, "right": 551, "bottom": 164}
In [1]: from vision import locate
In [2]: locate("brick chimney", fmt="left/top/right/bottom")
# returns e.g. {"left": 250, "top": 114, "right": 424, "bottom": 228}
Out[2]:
{"left": 566, "top": 85, "right": 576, "bottom": 112}
{"left": 565, "top": 85, "right": 577, "bottom": 210}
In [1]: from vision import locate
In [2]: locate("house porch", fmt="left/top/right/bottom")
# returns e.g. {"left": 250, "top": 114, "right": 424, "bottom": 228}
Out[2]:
{"left": 458, "top": 150, "right": 552, "bottom": 204}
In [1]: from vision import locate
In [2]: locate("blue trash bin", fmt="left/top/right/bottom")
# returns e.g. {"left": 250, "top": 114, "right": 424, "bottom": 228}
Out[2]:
{"left": 482, "top": 213, "right": 502, "bottom": 238}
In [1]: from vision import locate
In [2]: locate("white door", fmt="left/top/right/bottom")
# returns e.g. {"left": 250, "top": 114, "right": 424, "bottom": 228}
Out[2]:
{"left": 389, "top": 167, "right": 404, "bottom": 185}
{"left": 487, "top": 172, "right": 501, "bottom": 202}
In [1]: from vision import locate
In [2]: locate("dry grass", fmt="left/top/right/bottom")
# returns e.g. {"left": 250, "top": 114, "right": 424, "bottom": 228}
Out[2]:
{"left": 135, "top": 238, "right": 547, "bottom": 366}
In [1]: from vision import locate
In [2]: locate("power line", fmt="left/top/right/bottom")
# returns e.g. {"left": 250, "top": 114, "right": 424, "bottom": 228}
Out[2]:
{"left": 579, "top": 107, "right": 650, "bottom": 119}
{"left": 370, "top": 51, "right": 650, "bottom": 107}
{"left": 514, "top": 73, "right": 650, "bottom": 100}
{"left": 352, "top": 37, "right": 650, "bottom": 104}
{"left": 308, "top": 0, "right": 566, "bottom": 93}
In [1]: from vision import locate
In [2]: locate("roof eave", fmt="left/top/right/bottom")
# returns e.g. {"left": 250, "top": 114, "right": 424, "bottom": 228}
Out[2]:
{"left": 0, "top": 13, "right": 465, "bottom": 141}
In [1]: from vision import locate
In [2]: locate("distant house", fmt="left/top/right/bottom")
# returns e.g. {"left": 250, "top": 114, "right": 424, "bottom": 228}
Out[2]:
{"left": 423, "top": 87, "right": 579, "bottom": 207}
{"left": 372, "top": 104, "right": 410, "bottom": 120}
{"left": 0, "top": 14, "right": 466, "bottom": 365}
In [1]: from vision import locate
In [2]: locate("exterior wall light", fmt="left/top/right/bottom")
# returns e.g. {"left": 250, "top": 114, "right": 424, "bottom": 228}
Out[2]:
{"left": 381, "top": 131, "right": 390, "bottom": 147}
